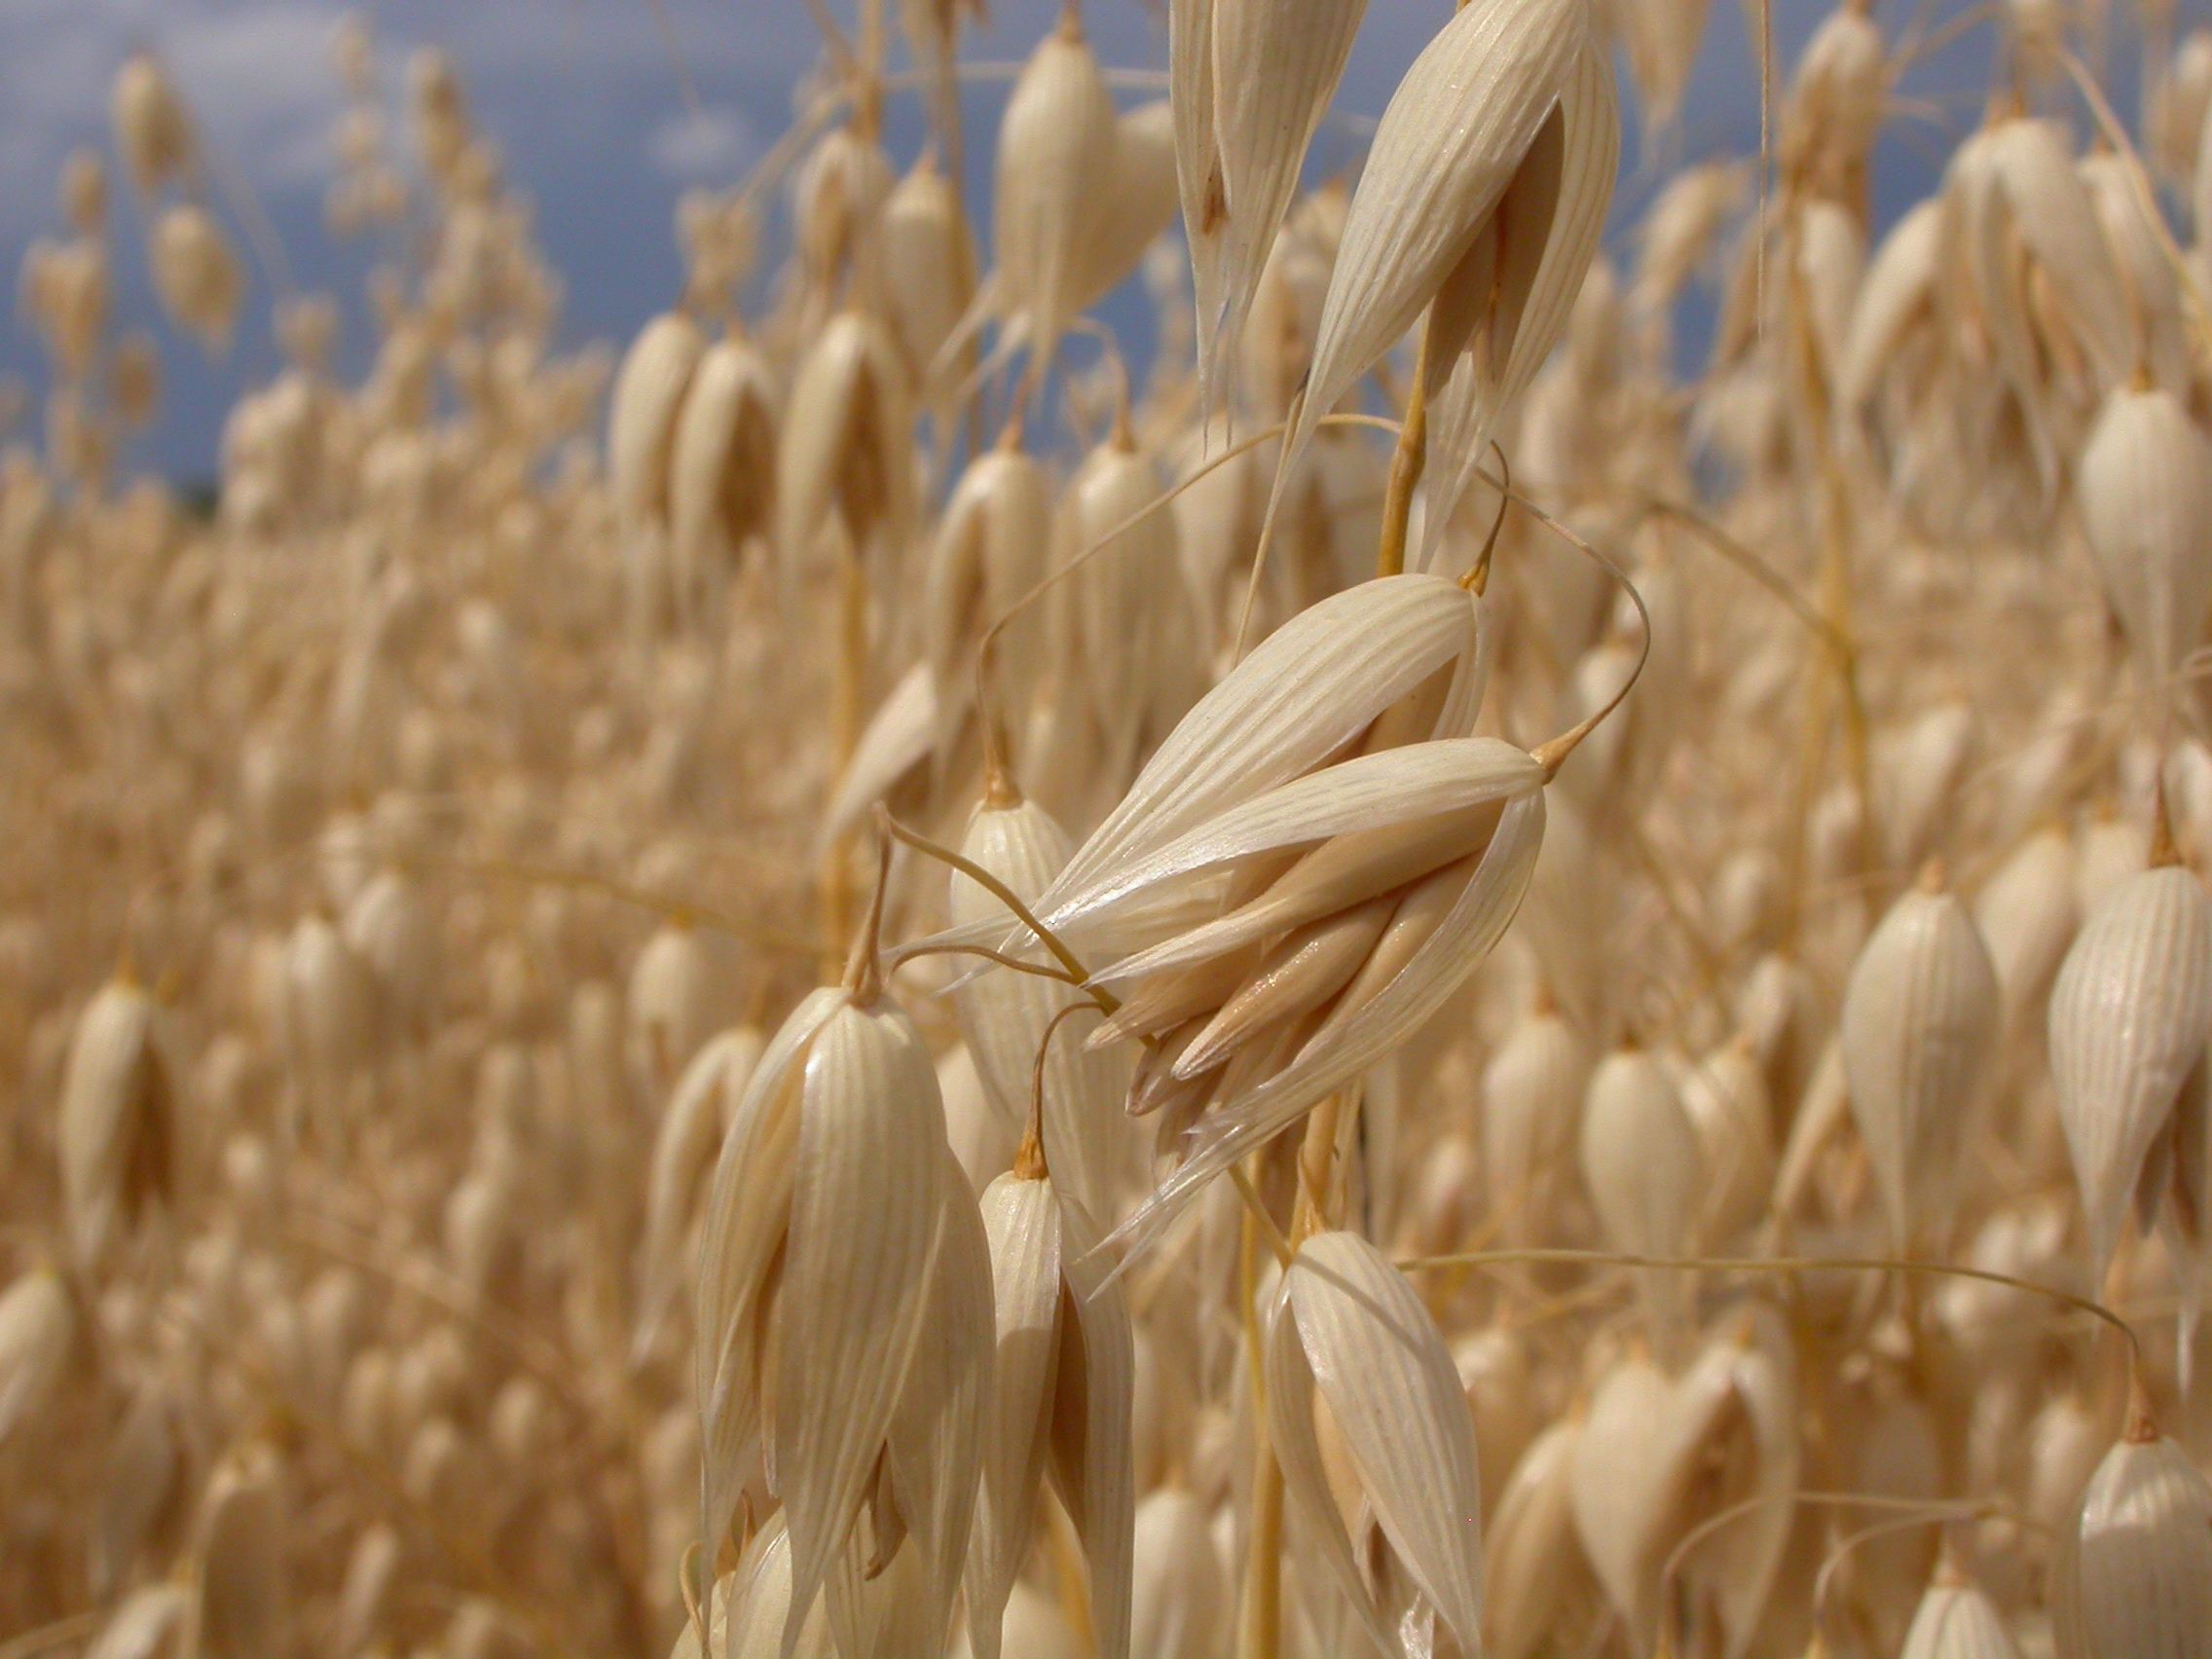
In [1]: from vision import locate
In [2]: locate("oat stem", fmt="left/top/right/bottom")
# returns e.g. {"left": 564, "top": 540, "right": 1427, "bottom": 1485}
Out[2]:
{"left": 820, "top": 535, "right": 871, "bottom": 977}
{"left": 1375, "top": 328, "right": 1432, "bottom": 578}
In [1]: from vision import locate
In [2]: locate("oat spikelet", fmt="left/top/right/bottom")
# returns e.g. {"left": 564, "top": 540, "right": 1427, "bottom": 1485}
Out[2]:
{"left": 692, "top": 974, "right": 988, "bottom": 1653}
{"left": 112, "top": 54, "right": 196, "bottom": 198}
{"left": 2048, "top": 863, "right": 2212, "bottom": 1283}
{"left": 0, "top": 1268, "right": 75, "bottom": 1447}
{"left": 2067, "top": 1418, "right": 2212, "bottom": 1658}
{"left": 58, "top": 977, "right": 177, "bottom": 1275}
{"left": 1266, "top": 1228, "right": 1486, "bottom": 1654}
{"left": 1840, "top": 869, "right": 2000, "bottom": 1252}
{"left": 993, "top": 16, "right": 1120, "bottom": 383}
{"left": 149, "top": 205, "right": 243, "bottom": 355}
{"left": 1261, "top": 0, "right": 1592, "bottom": 558}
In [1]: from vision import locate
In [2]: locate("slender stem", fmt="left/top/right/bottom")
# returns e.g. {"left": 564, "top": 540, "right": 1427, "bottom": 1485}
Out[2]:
{"left": 1235, "top": 1197, "right": 1286, "bottom": 1659}
{"left": 819, "top": 537, "right": 869, "bottom": 976}
{"left": 1237, "top": 1450, "right": 1287, "bottom": 1659}
{"left": 1897, "top": 2, "right": 2002, "bottom": 70}
{"left": 1660, "top": 1490, "right": 2023, "bottom": 1656}
{"left": 1230, "top": 1162, "right": 1295, "bottom": 1268}
{"left": 979, "top": 417, "right": 1309, "bottom": 722}
{"left": 840, "top": 824, "right": 893, "bottom": 1002}
{"left": 1504, "top": 500, "right": 1652, "bottom": 778}
{"left": 1232, "top": 1088, "right": 1353, "bottom": 1659}
{"left": 795, "top": 0, "right": 860, "bottom": 81}
{"left": 1019, "top": 1000, "right": 1092, "bottom": 1179}
{"left": 1788, "top": 249, "right": 1874, "bottom": 880}
{"left": 1226, "top": 373, "right": 1433, "bottom": 1644}
{"left": 1291, "top": 1090, "right": 1346, "bottom": 1243}
{"left": 1398, "top": 1244, "right": 2146, "bottom": 1377}
{"left": 861, "top": 0, "right": 886, "bottom": 76}
{"left": 1811, "top": 1502, "right": 2003, "bottom": 1630}
{"left": 1374, "top": 331, "right": 1431, "bottom": 578}
{"left": 396, "top": 849, "right": 829, "bottom": 961}
{"left": 893, "top": 940, "right": 1085, "bottom": 986}
{"left": 1631, "top": 495, "right": 1848, "bottom": 661}
{"left": 284, "top": 1218, "right": 594, "bottom": 1419}
{"left": 1232, "top": 411, "right": 1408, "bottom": 661}
{"left": 876, "top": 811, "right": 1115, "bottom": 1011}
{"left": 1635, "top": 480, "right": 1867, "bottom": 930}
{"left": 1621, "top": 816, "right": 1731, "bottom": 1003}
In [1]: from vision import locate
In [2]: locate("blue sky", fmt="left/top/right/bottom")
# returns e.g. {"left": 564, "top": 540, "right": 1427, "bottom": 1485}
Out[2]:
{"left": 1, "top": 0, "right": 2009, "bottom": 481}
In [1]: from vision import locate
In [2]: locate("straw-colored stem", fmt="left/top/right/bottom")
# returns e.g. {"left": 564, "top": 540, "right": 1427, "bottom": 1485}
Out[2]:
{"left": 1400, "top": 1243, "right": 2146, "bottom": 1379}
{"left": 1231, "top": 1089, "right": 1355, "bottom": 1659}
{"left": 1659, "top": 1488, "right": 2035, "bottom": 1658}
{"left": 977, "top": 412, "right": 1398, "bottom": 744}
{"left": 1231, "top": 1161, "right": 1296, "bottom": 1268}
{"left": 396, "top": 849, "right": 829, "bottom": 960}
{"left": 894, "top": 940, "right": 1086, "bottom": 986}
{"left": 861, "top": 0, "right": 886, "bottom": 74}
{"left": 1291, "top": 1090, "right": 1346, "bottom": 1243}
{"left": 1789, "top": 227, "right": 1875, "bottom": 873}
{"left": 284, "top": 1217, "right": 594, "bottom": 1420}
{"left": 1235, "top": 1194, "right": 1286, "bottom": 1659}
{"left": 1811, "top": 1502, "right": 2003, "bottom": 1631}
{"left": 819, "top": 536, "right": 870, "bottom": 976}
{"left": 877, "top": 810, "right": 1113, "bottom": 1010}
{"left": 1375, "top": 333, "right": 1431, "bottom": 578}
{"left": 1237, "top": 1449, "right": 1287, "bottom": 1659}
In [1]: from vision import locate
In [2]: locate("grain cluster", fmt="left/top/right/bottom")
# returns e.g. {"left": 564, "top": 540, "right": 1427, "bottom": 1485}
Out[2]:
{"left": 7, "top": 5, "right": 2212, "bottom": 1658}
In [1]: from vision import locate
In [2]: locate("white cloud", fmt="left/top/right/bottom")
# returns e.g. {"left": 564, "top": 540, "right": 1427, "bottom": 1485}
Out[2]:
{"left": 648, "top": 106, "right": 758, "bottom": 180}
{"left": 0, "top": 0, "right": 341, "bottom": 244}
{"left": 162, "top": 8, "right": 342, "bottom": 189}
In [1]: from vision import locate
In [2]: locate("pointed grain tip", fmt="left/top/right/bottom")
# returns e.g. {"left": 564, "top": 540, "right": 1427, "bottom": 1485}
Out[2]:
{"left": 2150, "top": 774, "right": 2180, "bottom": 868}
{"left": 2124, "top": 1360, "right": 2159, "bottom": 1443}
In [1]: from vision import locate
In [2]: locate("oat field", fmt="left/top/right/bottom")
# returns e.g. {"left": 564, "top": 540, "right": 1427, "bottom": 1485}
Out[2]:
{"left": 6, "top": 3, "right": 2212, "bottom": 1656}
